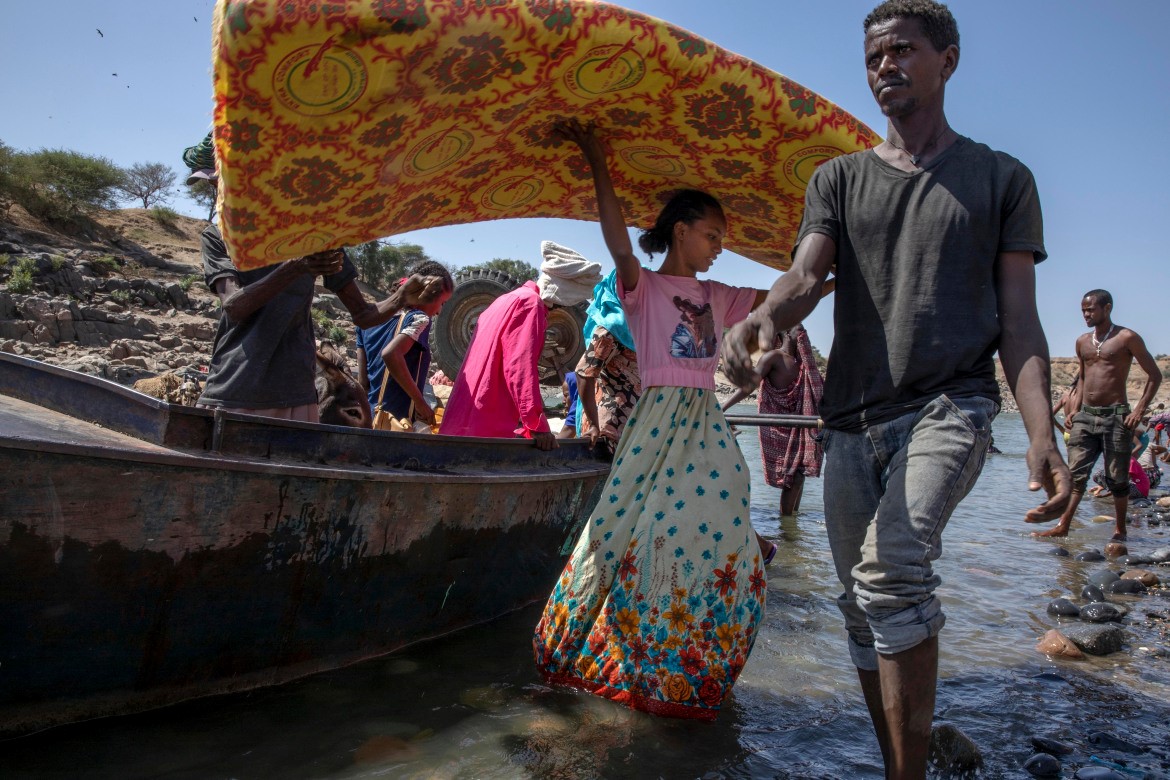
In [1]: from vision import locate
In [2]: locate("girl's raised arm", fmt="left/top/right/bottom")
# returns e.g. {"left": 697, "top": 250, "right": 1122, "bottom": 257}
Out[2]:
{"left": 555, "top": 120, "right": 640, "bottom": 293}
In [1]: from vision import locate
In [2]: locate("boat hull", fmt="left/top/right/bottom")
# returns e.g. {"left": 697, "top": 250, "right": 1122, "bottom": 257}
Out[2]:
{"left": 0, "top": 354, "right": 606, "bottom": 736}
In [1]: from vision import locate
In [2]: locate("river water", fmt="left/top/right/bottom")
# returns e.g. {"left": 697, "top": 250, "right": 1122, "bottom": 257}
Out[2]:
{"left": 3, "top": 412, "right": 1169, "bottom": 779}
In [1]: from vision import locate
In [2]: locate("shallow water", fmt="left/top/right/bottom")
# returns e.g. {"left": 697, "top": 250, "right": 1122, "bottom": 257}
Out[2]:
{"left": 3, "top": 413, "right": 1169, "bottom": 779}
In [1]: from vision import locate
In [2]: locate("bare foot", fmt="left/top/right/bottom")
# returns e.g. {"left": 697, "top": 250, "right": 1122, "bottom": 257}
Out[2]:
{"left": 1025, "top": 505, "right": 1062, "bottom": 523}
{"left": 1111, "top": 532, "right": 1127, "bottom": 542}
{"left": 1032, "top": 526, "right": 1070, "bottom": 538}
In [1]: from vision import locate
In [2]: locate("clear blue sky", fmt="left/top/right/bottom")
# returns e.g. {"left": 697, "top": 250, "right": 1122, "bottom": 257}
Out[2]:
{"left": 3, "top": 0, "right": 1167, "bottom": 357}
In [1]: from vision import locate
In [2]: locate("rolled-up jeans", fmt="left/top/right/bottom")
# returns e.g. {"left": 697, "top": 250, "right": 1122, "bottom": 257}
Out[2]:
{"left": 823, "top": 395, "right": 997, "bottom": 671}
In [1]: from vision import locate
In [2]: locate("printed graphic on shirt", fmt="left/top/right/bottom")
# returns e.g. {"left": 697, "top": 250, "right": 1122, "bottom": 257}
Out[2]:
{"left": 670, "top": 296, "right": 716, "bottom": 358}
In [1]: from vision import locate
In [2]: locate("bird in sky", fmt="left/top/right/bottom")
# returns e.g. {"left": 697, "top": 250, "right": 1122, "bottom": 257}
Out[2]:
{"left": 96, "top": 28, "right": 103, "bottom": 37}
{"left": 112, "top": 73, "right": 118, "bottom": 77}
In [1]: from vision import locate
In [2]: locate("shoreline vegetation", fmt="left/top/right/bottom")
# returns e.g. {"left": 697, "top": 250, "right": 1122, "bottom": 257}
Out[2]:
{"left": 1, "top": 203, "right": 1168, "bottom": 412}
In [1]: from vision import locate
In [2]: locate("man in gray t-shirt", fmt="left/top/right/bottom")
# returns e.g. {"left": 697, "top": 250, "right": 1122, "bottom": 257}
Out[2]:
{"left": 198, "top": 208, "right": 443, "bottom": 422}
{"left": 723, "top": 1, "right": 1070, "bottom": 776}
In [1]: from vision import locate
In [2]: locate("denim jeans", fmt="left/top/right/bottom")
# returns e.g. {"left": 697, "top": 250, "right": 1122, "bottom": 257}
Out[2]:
{"left": 822, "top": 395, "right": 997, "bottom": 670}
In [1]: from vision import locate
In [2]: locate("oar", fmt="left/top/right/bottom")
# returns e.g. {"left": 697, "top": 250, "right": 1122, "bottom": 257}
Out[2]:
{"left": 724, "top": 414, "right": 822, "bottom": 429}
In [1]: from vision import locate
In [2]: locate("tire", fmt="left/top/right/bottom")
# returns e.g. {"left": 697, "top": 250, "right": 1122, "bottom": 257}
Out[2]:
{"left": 431, "top": 268, "right": 588, "bottom": 386}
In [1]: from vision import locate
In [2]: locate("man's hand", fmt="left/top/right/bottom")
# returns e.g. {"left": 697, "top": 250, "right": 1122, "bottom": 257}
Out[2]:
{"left": 531, "top": 430, "right": 558, "bottom": 451}
{"left": 1023, "top": 442, "right": 1072, "bottom": 523}
{"left": 722, "top": 315, "right": 774, "bottom": 391}
{"left": 299, "top": 249, "right": 345, "bottom": 277}
{"left": 413, "top": 403, "right": 436, "bottom": 426}
{"left": 1124, "top": 407, "right": 1145, "bottom": 431}
{"left": 400, "top": 274, "right": 445, "bottom": 306}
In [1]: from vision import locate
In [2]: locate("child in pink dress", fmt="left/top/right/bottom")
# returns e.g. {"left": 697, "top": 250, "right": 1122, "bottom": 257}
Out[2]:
{"left": 534, "top": 120, "right": 767, "bottom": 721}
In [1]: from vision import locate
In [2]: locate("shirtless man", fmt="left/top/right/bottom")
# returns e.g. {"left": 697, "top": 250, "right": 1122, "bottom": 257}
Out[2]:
{"left": 1033, "top": 289, "right": 1161, "bottom": 540}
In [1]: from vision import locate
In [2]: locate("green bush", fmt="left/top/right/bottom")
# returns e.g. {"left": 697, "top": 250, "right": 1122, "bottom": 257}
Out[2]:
{"left": 179, "top": 274, "right": 198, "bottom": 292}
{"left": 7, "top": 257, "right": 38, "bottom": 294}
{"left": 49, "top": 255, "right": 66, "bottom": 271}
{"left": 110, "top": 288, "right": 133, "bottom": 304}
{"left": 0, "top": 144, "right": 124, "bottom": 221}
{"left": 150, "top": 205, "right": 180, "bottom": 227}
{"left": 91, "top": 255, "right": 121, "bottom": 275}
{"left": 310, "top": 308, "right": 332, "bottom": 328}
{"left": 327, "top": 324, "right": 349, "bottom": 345}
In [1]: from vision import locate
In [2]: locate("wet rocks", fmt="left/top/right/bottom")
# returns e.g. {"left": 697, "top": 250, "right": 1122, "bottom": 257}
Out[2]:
{"left": 1047, "top": 598, "right": 1081, "bottom": 617}
{"left": 1122, "top": 569, "right": 1160, "bottom": 588}
{"left": 1149, "top": 546, "right": 1170, "bottom": 563}
{"left": 1087, "top": 731, "right": 1146, "bottom": 754}
{"left": 1030, "top": 735, "right": 1074, "bottom": 755}
{"left": 1023, "top": 752, "right": 1062, "bottom": 777}
{"left": 1081, "top": 584, "right": 1106, "bottom": 602}
{"left": 1119, "top": 554, "right": 1154, "bottom": 566}
{"left": 1079, "top": 602, "right": 1125, "bottom": 623}
{"left": 1061, "top": 624, "right": 1126, "bottom": 655}
{"left": 1103, "top": 542, "right": 1128, "bottom": 558}
{"left": 1088, "top": 571, "right": 1120, "bottom": 588}
{"left": 1075, "top": 549, "right": 1106, "bottom": 562}
{"left": 1105, "top": 578, "right": 1146, "bottom": 595}
{"left": 928, "top": 723, "right": 983, "bottom": 772}
{"left": 1047, "top": 546, "right": 1071, "bottom": 557}
{"left": 1035, "top": 629, "right": 1084, "bottom": 659}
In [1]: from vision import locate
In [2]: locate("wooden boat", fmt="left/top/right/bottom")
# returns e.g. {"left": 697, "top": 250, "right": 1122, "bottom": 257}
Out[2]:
{"left": 0, "top": 352, "right": 608, "bottom": 737}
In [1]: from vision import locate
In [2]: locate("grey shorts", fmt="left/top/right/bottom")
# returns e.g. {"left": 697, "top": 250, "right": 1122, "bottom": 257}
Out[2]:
{"left": 822, "top": 395, "right": 996, "bottom": 671}
{"left": 1067, "top": 411, "right": 1131, "bottom": 495}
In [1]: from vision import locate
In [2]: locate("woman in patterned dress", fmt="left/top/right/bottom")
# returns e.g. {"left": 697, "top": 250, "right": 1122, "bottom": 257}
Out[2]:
{"left": 533, "top": 120, "right": 768, "bottom": 721}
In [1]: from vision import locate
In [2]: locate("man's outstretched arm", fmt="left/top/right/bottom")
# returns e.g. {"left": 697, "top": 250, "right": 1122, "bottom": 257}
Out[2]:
{"left": 721, "top": 234, "right": 835, "bottom": 391}
{"left": 995, "top": 250, "right": 1071, "bottom": 522}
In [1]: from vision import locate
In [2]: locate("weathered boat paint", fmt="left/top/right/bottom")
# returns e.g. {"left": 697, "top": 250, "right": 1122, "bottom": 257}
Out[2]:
{"left": 0, "top": 353, "right": 608, "bottom": 737}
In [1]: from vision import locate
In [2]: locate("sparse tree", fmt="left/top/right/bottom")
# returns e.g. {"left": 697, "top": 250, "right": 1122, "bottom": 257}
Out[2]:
{"left": 463, "top": 257, "right": 539, "bottom": 282}
{"left": 185, "top": 178, "right": 217, "bottom": 217}
{"left": 351, "top": 240, "right": 433, "bottom": 290}
{"left": 16, "top": 148, "right": 125, "bottom": 221}
{"left": 118, "top": 162, "right": 177, "bottom": 209}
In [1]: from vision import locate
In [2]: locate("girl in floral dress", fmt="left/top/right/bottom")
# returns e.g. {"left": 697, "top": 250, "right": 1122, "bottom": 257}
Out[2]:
{"left": 533, "top": 120, "right": 768, "bottom": 721}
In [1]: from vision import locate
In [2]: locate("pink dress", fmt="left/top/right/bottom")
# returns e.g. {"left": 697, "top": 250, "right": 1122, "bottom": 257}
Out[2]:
{"left": 439, "top": 281, "right": 550, "bottom": 438}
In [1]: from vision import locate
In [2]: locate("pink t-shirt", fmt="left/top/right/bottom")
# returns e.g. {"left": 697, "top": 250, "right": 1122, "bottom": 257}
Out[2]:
{"left": 439, "top": 281, "right": 550, "bottom": 438}
{"left": 619, "top": 269, "right": 756, "bottom": 390}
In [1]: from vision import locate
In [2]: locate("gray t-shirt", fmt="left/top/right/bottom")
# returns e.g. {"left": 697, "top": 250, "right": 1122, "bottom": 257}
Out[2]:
{"left": 197, "top": 224, "right": 357, "bottom": 409}
{"left": 796, "top": 137, "right": 1046, "bottom": 430}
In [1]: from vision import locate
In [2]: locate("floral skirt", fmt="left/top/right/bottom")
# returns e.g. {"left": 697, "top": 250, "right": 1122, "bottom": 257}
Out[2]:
{"left": 533, "top": 387, "right": 765, "bottom": 720}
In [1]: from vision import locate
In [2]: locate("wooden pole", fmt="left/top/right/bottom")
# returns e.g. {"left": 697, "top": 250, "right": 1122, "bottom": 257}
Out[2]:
{"left": 724, "top": 414, "right": 822, "bottom": 429}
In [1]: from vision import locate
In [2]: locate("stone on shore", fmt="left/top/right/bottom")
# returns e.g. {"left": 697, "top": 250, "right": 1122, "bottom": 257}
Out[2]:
{"left": 1105, "top": 578, "right": 1146, "bottom": 595}
{"left": 1023, "top": 752, "right": 1062, "bottom": 777}
{"left": 1081, "top": 584, "right": 1106, "bottom": 602}
{"left": 1103, "top": 542, "right": 1128, "bottom": 558}
{"left": 928, "top": 723, "right": 983, "bottom": 771}
{"left": 1087, "top": 731, "right": 1147, "bottom": 754}
{"left": 1090, "top": 515, "right": 1114, "bottom": 524}
{"left": 1062, "top": 624, "right": 1126, "bottom": 655}
{"left": 1088, "top": 570, "right": 1121, "bottom": 587}
{"left": 1030, "top": 735, "right": 1074, "bottom": 755}
{"left": 1035, "top": 629, "right": 1084, "bottom": 659}
{"left": 1047, "top": 546, "right": 1071, "bottom": 557}
{"left": 1075, "top": 549, "right": 1106, "bottom": 562}
{"left": 1046, "top": 598, "right": 1080, "bottom": 618}
{"left": 1149, "top": 546, "right": 1170, "bottom": 563}
{"left": 1122, "top": 569, "right": 1160, "bottom": 587}
{"left": 1079, "top": 602, "right": 1125, "bottom": 623}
